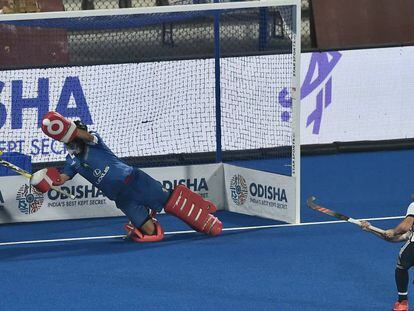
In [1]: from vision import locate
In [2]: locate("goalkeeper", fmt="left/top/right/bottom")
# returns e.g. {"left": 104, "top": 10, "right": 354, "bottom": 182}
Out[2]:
{"left": 361, "top": 204, "right": 414, "bottom": 311}
{"left": 31, "top": 111, "right": 222, "bottom": 243}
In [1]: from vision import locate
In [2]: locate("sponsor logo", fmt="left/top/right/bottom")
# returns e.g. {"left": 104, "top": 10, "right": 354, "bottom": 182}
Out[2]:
{"left": 16, "top": 184, "right": 44, "bottom": 214}
{"left": 229, "top": 174, "right": 288, "bottom": 209}
{"left": 278, "top": 51, "right": 342, "bottom": 134}
{"left": 0, "top": 76, "right": 93, "bottom": 157}
{"left": 96, "top": 166, "right": 110, "bottom": 185}
{"left": 47, "top": 184, "right": 105, "bottom": 200}
{"left": 162, "top": 178, "right": 208, "bottom": 192}
{"left": 249, "top": 183, "right": 287, "bottom": 202}
{"left": 93, "top": 169, "right": 101, "bottom": 177}
{"left": 46, "top": 184, "right": 107, "bottom": 207}
{"left": 229, "top": 174, "right": 248, "bottom": 206}
{"left": 0, "top": 76, "right": 92, "bottom": 130}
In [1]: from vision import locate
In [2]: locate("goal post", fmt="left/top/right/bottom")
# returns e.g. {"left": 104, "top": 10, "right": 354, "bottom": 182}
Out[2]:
{"left": 0, "top": 0, "right": 301, "bottom": 224}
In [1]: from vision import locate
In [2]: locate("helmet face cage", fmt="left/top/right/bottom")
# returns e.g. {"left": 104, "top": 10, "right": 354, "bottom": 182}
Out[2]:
{"left": 66, "top": 120, "right": 87, "bottom": 155}
{"left": 74, "top": 120, "right": 88, "bottom": 132}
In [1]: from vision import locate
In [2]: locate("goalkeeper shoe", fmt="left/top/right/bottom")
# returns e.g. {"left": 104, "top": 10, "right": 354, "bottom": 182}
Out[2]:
{"left": 124, "top": 219, "right": 164, "bottom": 243}
{"left": 393, "top": 300, "right": 408, "bottom": 311}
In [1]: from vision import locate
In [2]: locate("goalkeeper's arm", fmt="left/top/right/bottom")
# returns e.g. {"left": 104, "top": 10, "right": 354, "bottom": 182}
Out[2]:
{"left": 360, "top": 220, "right": 412, "bottom": 243}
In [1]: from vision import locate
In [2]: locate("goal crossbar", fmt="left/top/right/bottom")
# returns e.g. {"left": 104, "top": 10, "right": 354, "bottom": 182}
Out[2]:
{"left": 0, "top": 0, "right": 301, "bottom": 21}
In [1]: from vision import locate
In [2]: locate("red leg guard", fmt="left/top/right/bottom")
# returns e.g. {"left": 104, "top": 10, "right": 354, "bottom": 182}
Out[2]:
{"left": 124, "top": 218, "right": 164, "bottom": 243}
{"left": 164, "top": 185, "right": 222, "bottom": 236}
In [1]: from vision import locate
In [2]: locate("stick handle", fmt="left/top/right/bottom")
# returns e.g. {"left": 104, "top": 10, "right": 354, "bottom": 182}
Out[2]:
{"left": 0, "top": 152, "right": 75, "bottom": 199}
{"left": 51, "top": 186, "right": 76, "bottom": 200}
{"left": 348, "top": 217, "right": 385, "bottom": 235}
{"left": 367, "top": 226, "right": 386, "bottom": 235}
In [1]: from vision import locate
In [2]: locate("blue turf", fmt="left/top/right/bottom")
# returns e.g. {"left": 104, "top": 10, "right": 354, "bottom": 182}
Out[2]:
{"left": 0, "top": 215, "right": 406, "bottom": 311}
{"left": 2, "top": 150, "right": 414, "bottom": 310}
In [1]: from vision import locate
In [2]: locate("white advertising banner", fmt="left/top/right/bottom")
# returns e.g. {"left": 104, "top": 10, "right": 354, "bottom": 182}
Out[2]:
{"left": 0, "top": 174, "right": 121, "bottom": 224}
{"left": 0, "top": 46, "right": 413, "bottom": 164}
{"left": 0, "top": 163, "right": 224, "bottom": 224}
{"left": 300, "top": 46, "right": 414, "bottom": 144}
{"left": 223, "top": 164, "right": 296, "bottom": 223}
{"left": 143, "top": 163, "right": 225, "bottom": 210}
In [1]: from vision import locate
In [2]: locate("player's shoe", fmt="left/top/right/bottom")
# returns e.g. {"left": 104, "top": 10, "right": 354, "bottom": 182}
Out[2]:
{"left": 124, "top": 218, "right": 164, "bottom": 243}
{"left": 393, "top": 300, "right": 409, "bottom": 311}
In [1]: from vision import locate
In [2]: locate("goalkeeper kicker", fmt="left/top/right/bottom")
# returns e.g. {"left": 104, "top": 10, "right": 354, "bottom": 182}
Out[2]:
{"left": 31, "top": 111, "right": 223, "bottom": 242}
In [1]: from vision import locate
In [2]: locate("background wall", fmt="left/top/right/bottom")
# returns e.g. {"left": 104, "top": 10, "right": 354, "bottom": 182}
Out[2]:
{"left": 312, "top": 0, "right": 414, "bottom": 49}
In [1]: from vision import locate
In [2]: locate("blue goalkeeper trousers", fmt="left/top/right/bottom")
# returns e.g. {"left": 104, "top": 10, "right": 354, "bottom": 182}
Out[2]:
{"left": 115, "top": 168, "right": 170, "bottom": 227}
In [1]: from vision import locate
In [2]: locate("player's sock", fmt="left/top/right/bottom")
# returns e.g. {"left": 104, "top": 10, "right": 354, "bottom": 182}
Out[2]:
{"left": 398, "top": 294, "right": 408, "bottom": 302}
{"left": 396, "top": 267, "right": 409, "bottom": 302}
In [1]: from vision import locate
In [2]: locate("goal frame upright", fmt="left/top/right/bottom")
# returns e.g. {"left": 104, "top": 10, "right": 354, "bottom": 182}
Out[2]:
{"left": 291, "top": 0, "right": 301, "bottom": 223}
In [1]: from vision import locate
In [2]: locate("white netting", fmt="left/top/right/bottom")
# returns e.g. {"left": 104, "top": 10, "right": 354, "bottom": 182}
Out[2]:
{"left": 0, "top": 3, "right": 297, "bottom": 168}
{"left": 221, "top": 54, "right": 292, "bottom": 151}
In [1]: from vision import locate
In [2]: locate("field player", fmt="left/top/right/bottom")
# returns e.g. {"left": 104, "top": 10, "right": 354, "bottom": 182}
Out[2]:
{"left": 361, "top": 204, "right": 414, "bottom": 311}
{"left": 30, "top": 111, "right": 223, "bottom": 242}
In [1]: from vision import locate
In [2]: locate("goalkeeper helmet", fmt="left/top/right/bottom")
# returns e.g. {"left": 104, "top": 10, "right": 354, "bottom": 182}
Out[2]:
{"left": 74, "top": 120, "right": 88, "bottom": 131}
{"left": 66, "top": 120, "right": 88, "bottom": 155}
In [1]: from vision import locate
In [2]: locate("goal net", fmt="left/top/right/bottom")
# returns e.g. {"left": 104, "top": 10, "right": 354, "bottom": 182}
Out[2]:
{"left": 0, "top": 0, "right": 301, "bottom": 223}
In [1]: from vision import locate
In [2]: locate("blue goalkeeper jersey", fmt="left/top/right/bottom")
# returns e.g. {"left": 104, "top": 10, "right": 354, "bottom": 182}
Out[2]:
{"left": 62, "top": 131, "right": 133, "bottom": 200}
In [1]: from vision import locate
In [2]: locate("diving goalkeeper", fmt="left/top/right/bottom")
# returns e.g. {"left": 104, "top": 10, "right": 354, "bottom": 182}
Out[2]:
{"left": 31, "top": 111, "right": 223, "bottom": 242}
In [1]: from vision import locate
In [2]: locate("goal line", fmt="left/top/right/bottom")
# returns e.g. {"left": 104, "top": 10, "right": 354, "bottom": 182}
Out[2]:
{"left": 0, "top": 215, "right": 402, "bottom": 247}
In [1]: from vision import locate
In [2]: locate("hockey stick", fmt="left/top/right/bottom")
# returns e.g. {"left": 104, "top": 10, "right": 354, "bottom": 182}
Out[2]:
{"left": 307, "top": 196, "right": 385, "bottom": 235}
{"left": 0, "top": 151, "right": 75, "bottom": 199}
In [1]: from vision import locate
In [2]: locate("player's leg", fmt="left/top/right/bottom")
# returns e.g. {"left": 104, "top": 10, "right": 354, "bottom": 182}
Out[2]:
{"left": 122, "top": 207, "right": 164, "bottom": 243}
{"left": 393, "top": 241, "right": 414, "bottom": 311}
{"left": 127, "top": 168, "right": 222, "bottom": 236}
{"left": 116, "top": 186, "right": 164, "bottom": 243}
{"left": 124, "top": 212, "right": 164, "bottom": 243}
{"left": 140, "top": 215, "right": 157, "bottom": 235}
{"left": 125, "top": 168, "right": 171, "bottom": 213}
{"left": 395, "top": 267, "right": 409, "bottom": 309}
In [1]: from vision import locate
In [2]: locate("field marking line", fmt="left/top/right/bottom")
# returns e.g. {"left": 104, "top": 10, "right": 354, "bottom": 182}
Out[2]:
{"left": 0, "top": 215, "right": 403, "bottom": 246}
